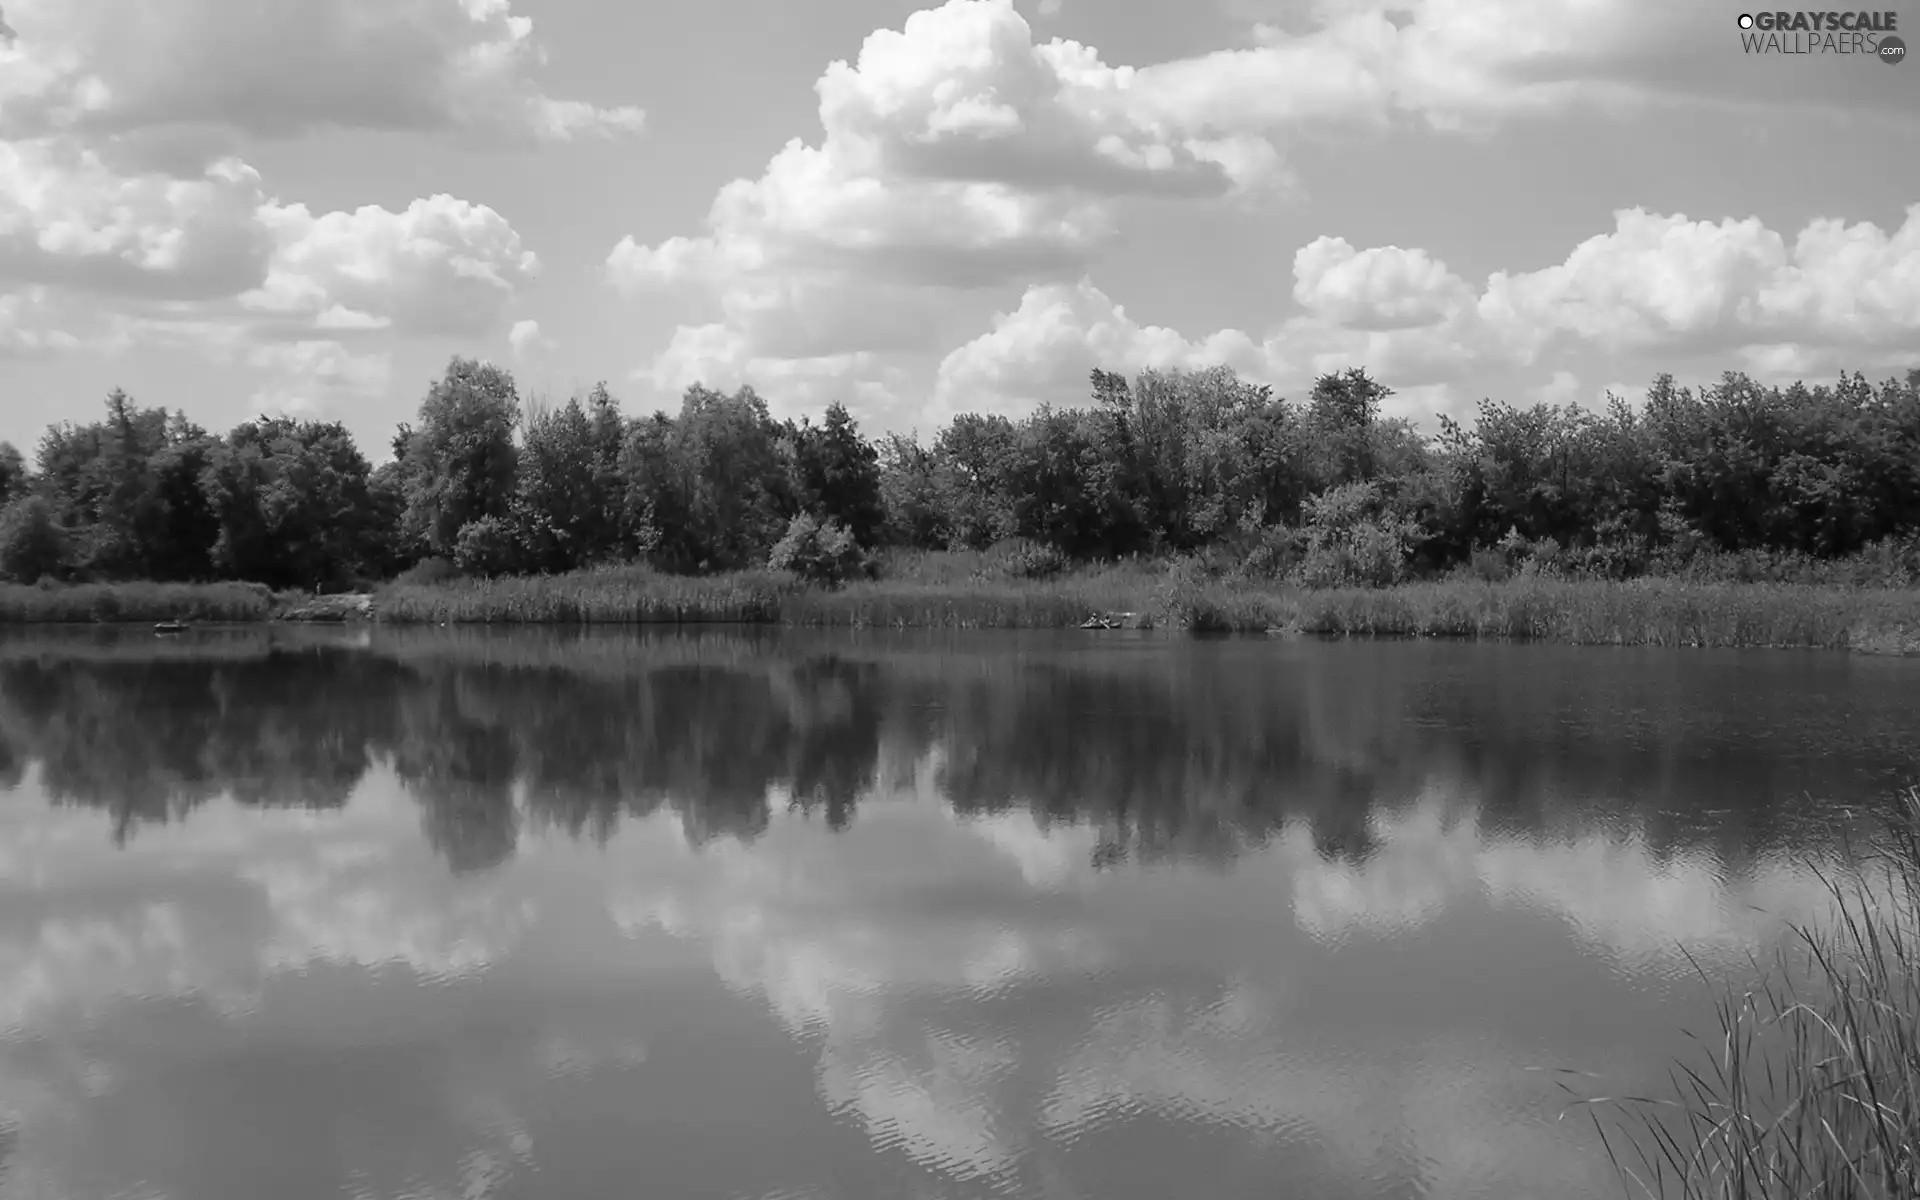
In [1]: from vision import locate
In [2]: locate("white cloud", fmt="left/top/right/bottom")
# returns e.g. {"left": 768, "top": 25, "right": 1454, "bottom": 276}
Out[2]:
{"left": 244, "top": 194, "right": 539, "bottom": 339}
{"left": 930, "top": 206, "right": 1920, "bottom": 422}
{"left": 0, "top": 0, "right": 548, "bottom": 392}
{"left": 0, "top": 286, "right": 88, "bottom": 355}
{"left": 931, "top": 279, "right": 1265, "bottom": 418}
{"left": 1529, "top": 369, "right": 1581, "bottom": 406}
{"left": 0, "top": 140, "right": 272, "bottom": 299}
{"left": 0, "top": 133, "right": 539, "bottom": 373}
{"left": 247, "top": 340, "right": 393, "bottom": 418}
{"left": 619, "top": 0, "right": 1855, "bottom": 416}
{"left": 609, "top": 0, "right": 1287, "bottom": 379}
{"left": 1292, "top": 237, "right": 1477, "bottom": 331}
{"left": 506, "top": 318, "right": 551, "bottom": 359}
{"left": 0, "top": 0, "right": 644, "bottom": 145}
{"left": 641, "top": 323, "right": 917, "bottom": 426}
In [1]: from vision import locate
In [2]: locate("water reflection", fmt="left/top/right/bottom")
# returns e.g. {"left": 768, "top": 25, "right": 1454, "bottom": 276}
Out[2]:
{"left": 0, "top": 627, "right": 1914, "bottom": 1200}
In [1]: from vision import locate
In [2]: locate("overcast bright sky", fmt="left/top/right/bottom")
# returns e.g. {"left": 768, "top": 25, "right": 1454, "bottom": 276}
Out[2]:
{"left": 2, "top": 0, "right": 1916, "bottom": 460}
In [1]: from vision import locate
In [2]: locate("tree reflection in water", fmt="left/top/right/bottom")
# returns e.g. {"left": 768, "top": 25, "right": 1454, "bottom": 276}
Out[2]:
{"left": 0, "top": 627, "right": 1908, "bottom": 875}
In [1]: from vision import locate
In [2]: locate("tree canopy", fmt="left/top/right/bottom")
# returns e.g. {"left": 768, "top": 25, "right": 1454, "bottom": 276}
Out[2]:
{"left": 2, "top": 356, "right": 1916, "bottom": 588}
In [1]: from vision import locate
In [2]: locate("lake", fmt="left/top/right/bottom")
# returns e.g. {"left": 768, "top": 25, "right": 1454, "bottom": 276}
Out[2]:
{"left": 0, "top": 626, "right": 1916, "bottom": 1200}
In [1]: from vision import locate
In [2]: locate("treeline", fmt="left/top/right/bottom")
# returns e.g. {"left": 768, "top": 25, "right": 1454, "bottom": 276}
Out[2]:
{"left": 4, "top": 357, "right": 1919, "bottom": 591}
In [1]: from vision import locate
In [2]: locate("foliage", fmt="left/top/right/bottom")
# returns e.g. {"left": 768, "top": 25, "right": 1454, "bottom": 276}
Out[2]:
{"left": 199, "top": 416, "right": 378, "bottom": 589}
{"left": 0, "top": 357, "right": 1915, "bottom": 600}
{"left": 0, "top": 442, "right": 26, "bottom": 507}
{"left": 767, "top": 513, "right": 871, "bottom": 588}
{"left": 0, "top": 494, "right": 67, "bottom": 583}
{"left": 1292, "top": 480, "right": 1421, "bottom": 588}
{"left": 452, "top": 516, "right": 519, "bottom": 578}
{"left": 401, "top": 357, "right": 521, "bottom": 557}
{"left": 791, "top": 402, "right": 885, "bottom": 547}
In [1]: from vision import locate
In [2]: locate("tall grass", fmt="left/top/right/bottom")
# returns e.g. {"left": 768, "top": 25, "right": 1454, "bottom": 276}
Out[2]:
{"left": 375, "top": 563, "right": 792, "bottom": 624}
{"left": 13, "top": 556, "right": 1919, "bottom": 651}
{"left": 0, "top": 580, "right": 283, "bottom": 623}
{"left": 368, "top": 556, "right": 1920, "bottom": 650}
{"left": 1564, "top": 787, "right": 1920, "bottom": 1199}
{"left": 1283, "top": 578, "right": 1920, "bottom": 652}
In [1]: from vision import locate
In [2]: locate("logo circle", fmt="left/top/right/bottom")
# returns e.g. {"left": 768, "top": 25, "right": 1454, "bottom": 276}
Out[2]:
{"left": 1881, "top": 35, "right": 1907, "bottom": 63}
{"left": 1737, "top": 12, "right": 1754, "bottom": 28}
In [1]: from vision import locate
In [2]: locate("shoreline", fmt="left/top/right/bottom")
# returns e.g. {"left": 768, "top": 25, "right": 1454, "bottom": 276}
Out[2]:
{"left": 3, "top": 574, "right": 1917, "bottom": 655}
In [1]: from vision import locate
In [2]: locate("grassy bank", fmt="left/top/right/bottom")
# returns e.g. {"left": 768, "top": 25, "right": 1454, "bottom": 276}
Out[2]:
{"left": 376, "top": 565, "right": 789, "bottom": 624}
{"left": 1567, "top": 786, "right": 1920, "bottom": 1199}
{"left": 377, "top": 560, "right": 1920, "bottom": 653}
{"left": 8, "top": 563, "right": 1920, "bottom": 653}
{"left": 0, "top": 580, "right": 289, "bottom": 623}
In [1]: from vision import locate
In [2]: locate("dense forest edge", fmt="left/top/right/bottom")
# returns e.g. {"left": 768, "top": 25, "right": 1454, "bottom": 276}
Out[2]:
{"left": 2, "top": 357, "right": 1918, "bottom": 648}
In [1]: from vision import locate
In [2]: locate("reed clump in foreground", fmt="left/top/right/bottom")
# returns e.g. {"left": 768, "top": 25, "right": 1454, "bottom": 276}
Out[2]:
{"left": 1562, "top": 787, "right": 1920, "bottom": 1200}
{"left": 0, "top": 579, "right": 284, "bottom": 623}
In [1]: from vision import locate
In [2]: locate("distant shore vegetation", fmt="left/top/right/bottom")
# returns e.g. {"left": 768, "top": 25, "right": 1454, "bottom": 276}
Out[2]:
{"left": 2, "top": 357, "right": 1917, "bottom": 645}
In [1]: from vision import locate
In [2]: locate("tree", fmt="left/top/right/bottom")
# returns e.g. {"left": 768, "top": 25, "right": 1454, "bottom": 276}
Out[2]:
{"left": 200, "top": 417, "right": 378, "bottom": 589}
{"left": 513, "top": 396, "right": 604, "bottom": 573}
{"left": 792, "top": 402, "right": 884, "bottom": 547}
{"left": 0, "top": 443, "right": 25, "bottom": 506}
{"left": 935, "top": 414, "right": 1019, "bottom": 549}
{"left": 402, "top": 358, "right": 521, "bottom": 558}
{"left": 1307, "top": 367, "right": 1394, "bottom": 487}
{"left": 0, "top": 494, "right": 66, "bottom": 582}
{"left": 876, "top": 433, "right": 950, "bottom": 549}
{"left": 670, "top": 384, "right": 793, "bottom": 570}
{"left": 33, "top": 392, "right": 216, "bottom": 580}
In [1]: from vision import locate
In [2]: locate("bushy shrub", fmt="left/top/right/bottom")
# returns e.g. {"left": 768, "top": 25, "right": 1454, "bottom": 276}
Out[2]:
{"left": 452, "top": 517, "right": 518, "bottom": 578}
{"left": 1235, "top": 525, "right": 1303, "bottom": 581}
{"left": 1002, "top": 541, "right": 1070, "bottom": 580}
{"left": 1467, "top": 547, "right": 1511, "bottom": 582}
{"left": 965, "top": 538, "right": 1069, "bottom": 582}
{"left": 768, "top": 513, "right": 870, "bottom": 588}
{"left": 1291, "top": 482, "right": 1420, "bottom": 588}
{"left": 393, "top": 556, "right": 463, "bottom": 587}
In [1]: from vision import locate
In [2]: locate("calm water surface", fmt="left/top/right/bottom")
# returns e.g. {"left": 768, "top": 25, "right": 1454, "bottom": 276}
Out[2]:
{"left": 0, "top": 627, "right": 1916, "bottom": 1200}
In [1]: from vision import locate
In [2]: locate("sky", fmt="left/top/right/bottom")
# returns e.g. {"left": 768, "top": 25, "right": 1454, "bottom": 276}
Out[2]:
{"left": 0, "top": 0, "right": 1916, "bottom": 462}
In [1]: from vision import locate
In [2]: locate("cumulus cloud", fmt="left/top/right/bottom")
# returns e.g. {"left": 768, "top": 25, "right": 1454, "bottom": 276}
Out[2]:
{"left": 642, "top": 323, "right": 919, "bottom": 426}
{"left": 247, "top": 340, "right": 393, "bottom": 418}
{"left": 931, "top": 280, "right": 1265, "bottom": 418}
{"left": 1149, "top": 0, "right": 1908, "bottom": 133}
{"left": 931, "top": 205, "right": 1920, "bottom": 421}
{"left": 1291, "top": 238, "right": 1478, "bottom": 331}
{"left": 621, "top": 0, "right": 1868, "bottom": 412}
{"left": 0, "top": 0, "right": 555, "bottom": 431}
{"left": 506, "top": 318, "right": 552, "bottom": 359}
{"left": 0, "top": 134, "right": 537, "bottom": 419}
{"left": 243, "top": 194, "right": 538, "bottom": 339}
{"left": 0, "top": 286, "right": 92, "bottom": 355}
{"left": 0, "top": 0, "right": 644, "bottom": 145}
{"left": 609, "top": 0, "right": 1287, "bottom": 380}
{"left": 0, "top": 141, "right": 273, "bottom": 300}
